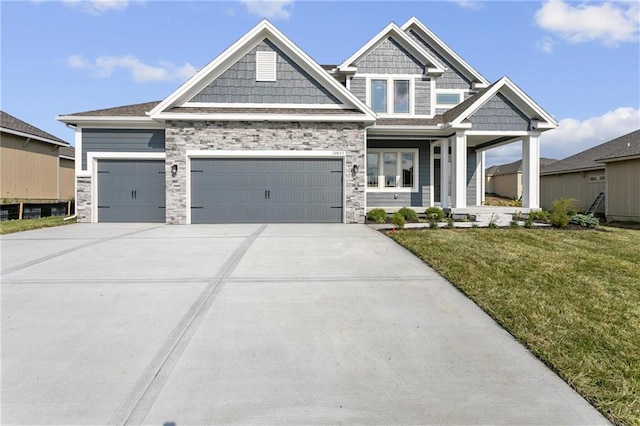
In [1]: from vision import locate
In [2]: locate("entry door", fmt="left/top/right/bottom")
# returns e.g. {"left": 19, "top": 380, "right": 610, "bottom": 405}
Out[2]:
{"left": 97, "top": 160, "right": 165, "bottom": 222}
{"left": 190, "top": 158, "right": 343, "bottom": 223}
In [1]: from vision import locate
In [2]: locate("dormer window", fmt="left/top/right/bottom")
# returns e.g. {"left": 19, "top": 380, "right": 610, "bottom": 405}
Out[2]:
{"left": 368, "top": 77, "right": 412, "bottom": 114}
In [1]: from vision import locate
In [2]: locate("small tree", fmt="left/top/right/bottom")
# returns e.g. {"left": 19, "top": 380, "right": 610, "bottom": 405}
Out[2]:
{"left": 550, "top": 198, "right": 577, "bottom": 228}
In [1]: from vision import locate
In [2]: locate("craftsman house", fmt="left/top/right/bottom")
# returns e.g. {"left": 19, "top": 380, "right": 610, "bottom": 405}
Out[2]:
{"left": 57, "top": 18, "right": 557, "bottom": 224}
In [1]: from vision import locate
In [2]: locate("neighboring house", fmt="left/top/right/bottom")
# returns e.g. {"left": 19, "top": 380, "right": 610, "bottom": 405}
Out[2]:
{"left": 540, "top": 129, "right": 640, "bottom": 221}
{"left": 486, "top": 158, "right": 557, "bottom": 200}
{"left": 57, "top": 18, "right": 557, "bottom": 224}
{"left": 1, "top": 111, "right": 74, "bottom": 202}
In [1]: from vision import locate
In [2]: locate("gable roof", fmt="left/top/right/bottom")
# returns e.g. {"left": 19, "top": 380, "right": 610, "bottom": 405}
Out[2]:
{"left": 401, "top": 17, "right": 489, "bottom": 88}
{"left": 486, "top": 157, "right": 557, "bottom": 176}
{"left": 541, "top": 130, "right": 640, "bottom": 175}
{"left": 1, "top": 110, "right": 69, "bottom": 146}
{"left": 338, "top": 22, "right": 444, "bottom": 75}
{"left": 149, "top": 19, "right": 375, "bottom": 122}
{"left": 444, "top": 76, "right": 558, "bottom": 130}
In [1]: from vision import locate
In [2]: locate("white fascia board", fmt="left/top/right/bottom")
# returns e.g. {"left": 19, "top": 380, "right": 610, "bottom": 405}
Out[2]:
{"left": 338, "top": 23, "right": 444, "bottom": 74}
{"left": 182, "top": 102, "right": 350, "bottom": 110}
{"left": 401, "top": 17, "right": 490, "bottom": 86}
{"left": 187, "top": 150, "right": 346, "bottom": 158}
{"left": 150, "top": 20, "right": 376, "bottom": 122}
{"left": 59, "top": 155, "right": 75, "bottom": 161}
{"left": 153, "top": 112, "right": 376, "bottom": 123}
{"left": 450, "top": 77, "right": 558, "bottom": 129}
{"left": 0, "top": 127, "right": 69, "bottom": 147}
{"left": 56, "top": 116, "right": 165, "bottom": 129}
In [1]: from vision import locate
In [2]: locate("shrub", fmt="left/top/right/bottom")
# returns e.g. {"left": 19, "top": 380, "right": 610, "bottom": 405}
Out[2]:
{"left": 550, "top": 198, "right": 577, "bottom": 228}
{"left": 446, "top": 218, "right": 455, "bottom": 229}
{"left": 524, "top": 217, "right": 534, "bottom": 228}
{"left": 529, "top": 210, "right": 550, "bottom": 222}
{"left": 390, "top": 212, "right": 406, "bottom": 228}
{"left": 367, "top": 208, "right": 387, "bottom": 224}
{"left": 425, "top": 207, "right": 445, "bottom": 221}
{"left": 397, "top": 207, "right": 418, "bottom": 222}
{"left": 429, "top": 220, "right": 438, "bottom": 229}
{"left": 570, "top": 213, "right": 600, "bottom": 228}
{"left": 510, "top": 219, "right": 520, "bottom": 228}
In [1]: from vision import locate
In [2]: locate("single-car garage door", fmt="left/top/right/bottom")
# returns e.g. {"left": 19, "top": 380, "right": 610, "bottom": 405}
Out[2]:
{"left": 191, "top": 158, "right": 343, "bottom": 223}
{"left": 97, "top": 160, "right": 165, "bottom": 222}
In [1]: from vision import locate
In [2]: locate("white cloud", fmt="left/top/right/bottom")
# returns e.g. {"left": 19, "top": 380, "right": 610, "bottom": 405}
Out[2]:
{"left": 240, "top": 0, "right": 293, "bottom": 20}
{"left": 450, "top": 0, "right": 483, "bottom": 11}
{"left": 536, "top": 36, "right": 554, "bottom": 54}
{"left": 485, "top": 107, "right": 640, "bottom": 166}
{"left": 534, "top": 0, "right": 640, "bottom": 47}
{"left": 66, "top": 54, "right": 197, "bottom": 82}
{"left": 62, "top": 0, "right": 132, "bottom": 15}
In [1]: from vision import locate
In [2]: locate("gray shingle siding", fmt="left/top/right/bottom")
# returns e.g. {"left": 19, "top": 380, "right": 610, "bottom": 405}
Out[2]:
{"left": 468, "top": 93, "right": 530, "bottom": 131}
{"left": 356, "top": 37, "right": 424, "bottom": 74}
{"left": 81, "top": 129, "right": 165, "bottom": 170}
{"left": 415, "top": 77, "right": 431, "bottom": 115}
{"left": 366, "top": 140, "right": 430, "bottom": 207}
{"left": 407, "top": 30, "right": 472, "bottom": 90}
{"left": 350, "top": 77, "right": 366, "bottom": 103}
{"left": 191, "top": 40, "right": 342, "bottom": 105}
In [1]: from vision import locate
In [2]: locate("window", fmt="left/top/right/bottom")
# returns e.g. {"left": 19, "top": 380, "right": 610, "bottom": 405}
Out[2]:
{"left": 256, "top": 51, "right": 277, "bottom": 81}
{"left": 369, "top": 78, "right": 411, "bottom": 114}
{"left": 367, "top": 149, "right": 418, "bottom": 191}
{"left": 367, "top": 153, "right": 379, "bottom": 187}
{"left": 436, "top": 93, "right": 460, "bottom": 105}
{"left": 371, "top": 80, "right": 387, "bottom": 113}
{"left": 394, "top": 80, "right": 409, "bottom": 113}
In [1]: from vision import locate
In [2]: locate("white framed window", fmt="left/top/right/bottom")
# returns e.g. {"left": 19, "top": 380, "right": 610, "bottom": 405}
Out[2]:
{"left": 256, "top": 51, "right": 277, "bottom": 81}
{"left": 367, "top": 149, "right": 419, "bottom": 192}
{"left": 367, "top": 76, "right": 413, "bottom": 115}
{"left": 434, "top": 89, "right": 467, "bottom": 108}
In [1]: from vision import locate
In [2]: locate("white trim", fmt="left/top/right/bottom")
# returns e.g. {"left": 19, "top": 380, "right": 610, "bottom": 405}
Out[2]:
{"left": 256, "top": 51, "right": 277, "bottom": 81}
{"left": 0, "top": 127, "right": 69, "bottom": 147}
{"left": 465, "top": 130, "right": 529, "bottom": 136}
{"left": 185, "top": 150, "right": 347, "bottom": 224}
{"left": 90, "top": 153, "right": 167, "bottom": 223}
{"left": 522, "top": 134, "right": 540, "bottom": 209}
{"left": 152, "top": 112, "right": 375, "bottom": 123}
{"left": 401, "top": 17, "right": 490, "bottom": 86}
{"left": 75, "top": 129, "right": 83, "bottom": 178}
{"left": 149, "top": 20, "right": 375, "bottom": 122}
{"left": 441, "top": 138, "right": 449, "bottom": 208}
{"left": 59, "top": 155, "right": 75, "bottom": 161}
{"left": 365, "top": 148, "right": 419, "bottom": 193}
{"left": 181, "top": 102, "right": 348, "bottom": 110}
{"left": 451, "top": 132, "right": 467, "bottom": 208}
{"left": 429, "top": 141, "right": 436, "bottom": 206}
{"left": 434, "top": 89, "right": 467, "bottom": 108}
{"left": 56, "top": 116, "right": 159, "bottom": 125}
{"left": 338, "top": 23, "right": 444, "bottom": 75}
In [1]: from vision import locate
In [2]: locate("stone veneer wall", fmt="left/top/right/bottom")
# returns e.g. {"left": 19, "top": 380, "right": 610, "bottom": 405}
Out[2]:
{"left": 76, "top": 176, "right": 92, "bottom": 222}
{"left": 165, "top": 121, "right": 367, "bottom": 224}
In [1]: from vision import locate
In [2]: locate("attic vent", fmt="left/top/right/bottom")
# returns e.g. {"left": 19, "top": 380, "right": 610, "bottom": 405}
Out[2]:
{"left": 256, "top": 51, "right": 277, "bottom": 82}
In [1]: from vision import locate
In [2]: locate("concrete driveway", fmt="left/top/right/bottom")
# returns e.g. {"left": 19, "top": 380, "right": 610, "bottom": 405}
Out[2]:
{"left": 1, "top": 223, "right": 608, "bottom": 425}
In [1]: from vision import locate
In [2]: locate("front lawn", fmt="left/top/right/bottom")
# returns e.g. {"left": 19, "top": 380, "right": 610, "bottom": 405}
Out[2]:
{"left": 0, "top": 216, "right": 76, "bottom": 235}
{"left": 389, "top": 227, "right": 640, "bottom": 426}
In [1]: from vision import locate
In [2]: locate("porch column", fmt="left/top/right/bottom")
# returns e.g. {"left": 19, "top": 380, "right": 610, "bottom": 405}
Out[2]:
{"left": 451, "top": 131, "right": 467, "bottom": 208}
{"left": 476, "top": 150, "right": 485, "bottom": 206}
{"left": 522, "top": 133, "right": 540, "bottom": 208}
{"left": 440, "top": 138, "right": 449, "bottom": 208}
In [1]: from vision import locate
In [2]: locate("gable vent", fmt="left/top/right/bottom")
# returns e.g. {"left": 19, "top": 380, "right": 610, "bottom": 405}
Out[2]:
{"left": 256, "top": 51, "right": 277, "bottom": 82}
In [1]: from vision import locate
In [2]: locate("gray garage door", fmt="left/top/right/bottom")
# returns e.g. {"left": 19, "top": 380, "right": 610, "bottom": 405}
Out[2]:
{"left": 97, "top": 160, "right": 165, "bottom": 223}
{"left": 191, "top": 158, "right": 343, "bottom": 223}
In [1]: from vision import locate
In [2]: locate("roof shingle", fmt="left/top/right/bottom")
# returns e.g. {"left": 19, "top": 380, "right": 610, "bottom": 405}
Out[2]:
{"left": 1, "top": 110, "right": 68, "bottom": 145}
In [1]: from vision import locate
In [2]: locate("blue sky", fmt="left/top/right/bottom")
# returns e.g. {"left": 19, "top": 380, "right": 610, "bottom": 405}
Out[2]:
{"left": 2, "top": 0, "right": 639, "bottom": 166}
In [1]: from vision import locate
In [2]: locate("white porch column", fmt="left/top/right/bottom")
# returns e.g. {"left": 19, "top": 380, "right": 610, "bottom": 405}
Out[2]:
{"left": 522, "top": 133, "right": 540, "bottom": 208}
{"left": 451, "top": 131, "right": 467, "bottom": 208}
{"left": 440, "top": 138, "right": 449, "bottom": 208}
{"left": 476, "top": 150, "right": 485, "bottom": 206}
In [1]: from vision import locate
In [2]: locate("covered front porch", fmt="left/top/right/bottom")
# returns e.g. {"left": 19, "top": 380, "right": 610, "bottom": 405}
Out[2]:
{"left": 365, "top": 130, "right": 543, "bottom": 215}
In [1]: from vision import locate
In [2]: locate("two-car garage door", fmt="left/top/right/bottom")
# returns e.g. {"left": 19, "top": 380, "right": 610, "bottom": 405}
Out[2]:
{"left": 96, "top": 158, "right": 344, "bottom": 223}
{"left": 190, "top": 158, "right": 343, "bottom": 223}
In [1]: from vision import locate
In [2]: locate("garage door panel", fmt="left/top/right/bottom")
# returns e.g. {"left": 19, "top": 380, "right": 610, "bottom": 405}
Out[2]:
{"left": 191, "top": 158, "right": 343, "bottom": 224}
{"left": 97, "top": 160, "right": 165, "bottom": 223}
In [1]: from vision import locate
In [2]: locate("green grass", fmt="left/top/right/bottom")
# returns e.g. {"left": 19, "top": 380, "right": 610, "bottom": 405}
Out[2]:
{"left": 389, "top": 227, "right": 640, "bottom": 426}
{"left": 0, "top": 216, "right": 76, "bottom": 235}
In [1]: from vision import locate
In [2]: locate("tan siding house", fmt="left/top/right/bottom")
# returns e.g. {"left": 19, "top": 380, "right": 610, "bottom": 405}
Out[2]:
{"left": 1, "top": 111, "right": 74, "bottom": 202}
{"left": 540, "top": 129, "right": 639, "bottom": 221}
{"left": 486, "top": 158, "right": 556, "bottom": 200}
